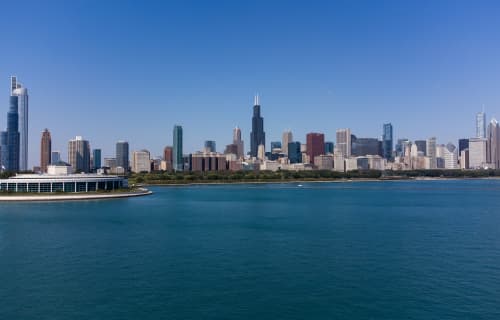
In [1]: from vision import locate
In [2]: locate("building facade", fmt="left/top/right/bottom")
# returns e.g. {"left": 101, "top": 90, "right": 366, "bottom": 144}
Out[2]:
{"left": 476, "top": 111, "right": 486, "bottom": 138}
{"left": 93, "top": 149, "right": 102, "bottom": 171}
{"left": 306, "top": 133, "right": 325, "bottom": 164}
{"left": 468, "top": 138, "right": 488, "bottom": 169}
{"left": 250, "top": 95, "right": 265, "bottom": 157}
{"left": 282, "top": 130, "right": 293, "bottom": 156}
{"left": 288, "top": 142, "right": 301, "bottom": 164}
{"left": 163, "top": 146, "right": 173, "bottom": 171}
{"left": 116, "top": 141, "right": 129, "bottom": 172}
{"left": 336, "top": 128, "right": 351, "bottom": 158}
{"left": 132, "top": 150, "right": 151, "bottom": 173}
{"left": 1, "top": 96, "right": 20, "bottom": 172}
{"left": 68, "top": 136, "right": 91, "bottom": 173}
{"left": 382, "top": 123, "right": 393, "bottom": 160}
{"left": 426, "top": 137, "right": 437, "bottom": 169}
{"left": 487, "top": 119, "right": 500, "bottom": 169}
{"left": 204, "top": 140, "right": 216, "bottom": 153}
{"left": 40, "top": 129, "right": 52, "bottom": 173}
{"left": 11, "top": 77, "right": 29, "bottom": 171}
{"left": 233, "top": 127, "right": 244, "bottom": 159}
{"left": 173, "top": 125, "right": 183, "bottom": 171}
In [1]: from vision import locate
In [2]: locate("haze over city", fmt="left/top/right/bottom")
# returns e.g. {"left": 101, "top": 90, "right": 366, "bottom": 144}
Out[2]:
{"left": 1, "top": 0, "right": 500, "bottom": 167}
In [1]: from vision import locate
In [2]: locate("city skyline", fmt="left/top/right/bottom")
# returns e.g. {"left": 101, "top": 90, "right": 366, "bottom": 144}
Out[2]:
{"left": 1, "top": 1, "right": 500, "bottom": 166}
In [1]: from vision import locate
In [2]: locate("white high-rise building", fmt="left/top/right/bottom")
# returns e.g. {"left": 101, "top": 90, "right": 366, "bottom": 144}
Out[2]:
{"left": 257, "top": 144, "right": 265, "bottom": 160}
{"left": 336, "top": 128, "right": 351, "bottom": 158}
{"left": 443, "top": 143, "right": 459, "bottom": 169}
{"left": 132, "top": 150, "right": 151, "bottom": 173}
{"left": 426, "top": 137, "right": 437, "bottom": 169}
{"left": 487, "top": 119, "right": 500, "bottom": 169}
{"left": 476, "top": 111, "right": 486, "bottom": 138}
{"left": 282, "top": 130, "right": 293, "bottom": 156}
{"left": 11, "top": 76, "right": 29, "bottom": 171}
{"left": 468, "top": 138, "right": 488, "bottom": 169}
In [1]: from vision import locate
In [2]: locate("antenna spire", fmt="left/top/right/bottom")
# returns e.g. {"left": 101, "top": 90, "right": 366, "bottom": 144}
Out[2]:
{"left": 254, "top": 94, "right": 260, "bottom": 106}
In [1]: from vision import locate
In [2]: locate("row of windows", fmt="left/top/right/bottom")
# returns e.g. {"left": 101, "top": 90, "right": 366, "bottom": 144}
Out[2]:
{"left": 0, "top": 180, "right": 123, "bottom": 193}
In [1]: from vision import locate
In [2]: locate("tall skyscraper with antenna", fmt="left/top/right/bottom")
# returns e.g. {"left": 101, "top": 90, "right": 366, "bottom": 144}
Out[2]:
{"left": 11, "top": 76, "right": 29, "bottom": 171}
{"left": 250, "top": 95, "right": 265, "bottom": 157}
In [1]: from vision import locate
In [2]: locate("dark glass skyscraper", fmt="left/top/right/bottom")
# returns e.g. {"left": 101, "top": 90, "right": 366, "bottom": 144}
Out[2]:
{"left": 288, "top": 141, "right": 301, "bottom": 164}
{"left": 382, "top": 123, "right": 393, "bottom": 160}
{"left": 414, "top": 140, "right": 427, "bottom": 156}
{"left": 204, "top": 140, "right": 216, "bottom": 153}
{"left": 0, "top": 96, "right": 20, "bottom": 172}
{"left": 250, "top": 96, "right": 265, "bottom": 157}
{"left": 93, "top": 149, "right": 102, "bottom": 171}
{"left": 173, "top": 125, "right": 183, "bottom": 171}
{"left": 324, "top": 141, "right": 334, "bottom": 154}
{"left": 458, "top": 138, "right": 469, "bottom": 156}
{"left": 116, "top": 141, "right": 129, "bottom": 172}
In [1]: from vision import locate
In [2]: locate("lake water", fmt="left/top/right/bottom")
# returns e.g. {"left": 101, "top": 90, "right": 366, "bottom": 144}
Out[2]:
{"left": 0, "top": 180, "right": 499, "bottom": 319}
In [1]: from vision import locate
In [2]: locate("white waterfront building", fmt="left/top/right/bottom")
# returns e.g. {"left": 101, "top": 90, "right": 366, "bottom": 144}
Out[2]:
{"left": 0, "top": 164, "right": 127, "bottom": 193}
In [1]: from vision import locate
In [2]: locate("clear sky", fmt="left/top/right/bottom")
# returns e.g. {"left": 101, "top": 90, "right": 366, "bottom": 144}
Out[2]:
{"left": 1, "top": 0, "right": 500, "bottom": 167}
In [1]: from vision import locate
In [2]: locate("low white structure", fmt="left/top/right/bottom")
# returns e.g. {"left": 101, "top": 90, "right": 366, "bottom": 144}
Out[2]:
{"left": 0, "top": 172, "right": 127, "bottom": 193}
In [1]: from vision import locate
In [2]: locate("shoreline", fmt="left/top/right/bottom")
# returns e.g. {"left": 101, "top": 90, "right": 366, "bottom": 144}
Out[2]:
{"left": 139, "top": 176, "right": 500, "bottom": 187}
{"left": 0, "top": 188, "right": 152, "bottom": 202}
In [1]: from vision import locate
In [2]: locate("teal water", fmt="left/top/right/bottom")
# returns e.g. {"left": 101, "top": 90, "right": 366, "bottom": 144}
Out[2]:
{"left": 0, "top": 180, "right": 499, "bottom": 319}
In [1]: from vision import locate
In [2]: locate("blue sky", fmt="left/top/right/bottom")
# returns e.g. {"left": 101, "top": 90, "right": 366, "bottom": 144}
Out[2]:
{"left": 1, "top": 0, "right": 500, "bottom": 167}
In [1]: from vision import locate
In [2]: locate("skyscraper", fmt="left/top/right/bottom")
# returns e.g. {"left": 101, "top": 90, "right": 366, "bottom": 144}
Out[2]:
{"left": 93, "top": 149, "right": 102, "bottom": 171}
{"left": 233, "top": 127, "right": 244, "bottom": 158}
{"left": 414, "top": 140, "right": 427, "bottom": 156}
{"left": 132, "top": 150, "right": 151, "bottom": 173}
{"left": 204, "top": 140, "right": 216, "bottom": 153}
{"left": 426, "top": 137, "right": 437, "bottom": 169}
{"left": 469, "top": 138, "right": 488, "bottom": 169}
{"left": 476, "top": 111, "right": 486, "bottom": 138}
{"left": 0, "top": 96, "right": 20, "bottom": 172}
{"left": 250, "top": 95, "right": 265, "bottom": 157}
{"left": 163, "top": 146, "right": 173, "bottom": 171}
{"left": 487, "top": 118, "right": 500, "bottom": 169}
{"left": 458, "top": 139, "right": 469, "bottom": 156}
{"left": 282, "top": 130, "right": 293, "bottom": 155}
{"left": 173, "top": 125, "right": 183, "bottom": 171}
{"left": 336, "top": 129, "right": 351, "bottom": 158}
{"left": 324, "top": 142, "right": 334, "bottom": 154}
{"left": 68, "top": 136, "right": 91, "bottom": 173}
{"left": 288, "top": 142, "right": 301, "bottom": 164}
{"left": 306, "top": 133, "right": 325, "bottom": 164}
{"left": 382, "top": 123, "right": 393, "bottom": 160}
{"left": 40, "top": 129, "right": 51, "bottom": 173}
{"left": 116, "top": 141, "right": 129, "bottom": 172}
{"left": 11, "top": 77, "right": 29, "bottom": 171}
{"left": 443, "top": 143, "right": 459, "bottom": 169}
{"left": 270, "top": 141, "right": 282, "bottom": 151}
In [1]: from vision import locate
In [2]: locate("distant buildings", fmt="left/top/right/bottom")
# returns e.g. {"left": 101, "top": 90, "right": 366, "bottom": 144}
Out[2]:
{"left": 324, "top": 141, "right": 334, "bottom": 154}
{"left": 468, "top": 138, "right": 488, "bottom": 169}
{"left": 487, "top": 119, "right": 499, "bottom": 168}
{"left": 191, "top": 152, "right": 227, "bottom": 172}
{"left": 288, "top": 142, "right": 301, "bottom": 164}
{"left": 250, "top": 95, "right": 265, "bottom": 157}
{"left": 116, "top": 141, "right": 129, "bottom": 173}
{"left": 458, "top": 139, "right": 469, "bottom": 157}
{"left": 40, "top": 129, "right": 52, "bottom": 173}
{"left": 233, "top": 127, "right": 244, "bottom": 158}
{"left": 0, "top": 95, "right": 20, "bottom": 172}
{"left": 204, "top": 140, "right": 216, "bottom": 153}
{"left": 336, "top": 128, "right": 351, "bottom": 158}
{"left": 306, "top": 132, "right": 325, "bottom": 164}
{"left": 382, "top": 123, "right": 393, "bottom": 160}
{"left": 163, "top": 146, "right": 173, "bottom": 171}
{"left": 443, "top": 143, "right": 458, "bottom": 169}
{"left": 11, "top": 77, "right": 29, "bottom": 171}
{"left": 173, "top": 125, "right": 183, "bottom": 171}
{"left": 351, "top": 136, "right": 382, "bottom": 157}
{"left": 93, "top": 149, "right": 102, "bottom": 171}
{"left": 414, "top": 140, "right": 427, "bottom": 156}
{"left": 282, "top": 130, "right": 293, "bottom": 155}
{"left": 132, "top": 150, "right": 151, "bottom": 173}
{"left": 51, "top": 151, "right": 61, "bottom": 164}
{"left": 476, "top": 111, "right": 486, "bottom": 138}
{"left": 426, "top": 137, "right": 437, "bottom": 169}
{"left": 68, "top": 136, "right": 91, "bottom": 173}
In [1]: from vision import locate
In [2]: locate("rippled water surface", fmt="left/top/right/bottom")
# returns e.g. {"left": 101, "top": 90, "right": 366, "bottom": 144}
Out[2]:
{"left": 1, "top": 180, "right": 499, "bottom": 319}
